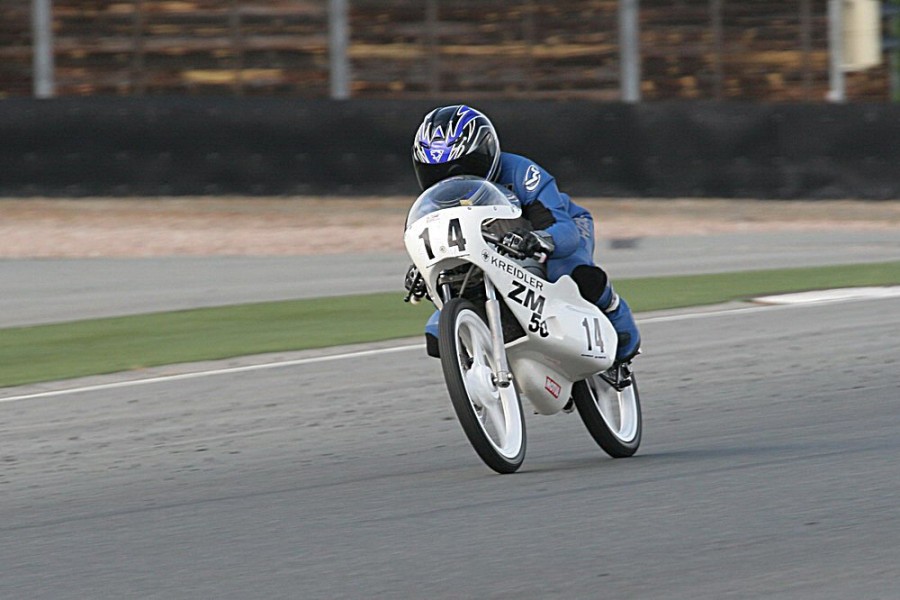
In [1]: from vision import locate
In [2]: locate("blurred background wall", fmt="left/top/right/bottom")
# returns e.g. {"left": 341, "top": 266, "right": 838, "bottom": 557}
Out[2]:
{"left": 4, "top": 0, "right": 897, "bottom": 101}
{"left": 1, "top": 0, "right": 898, "bottom": 198}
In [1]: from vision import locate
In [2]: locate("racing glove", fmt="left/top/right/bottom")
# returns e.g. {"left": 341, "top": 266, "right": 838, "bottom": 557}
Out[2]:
{"left": 501, "top": 229, "right": 555, "bottom": 262}
{"left": 403, "top": 264, "right": 429, "bottom": 303}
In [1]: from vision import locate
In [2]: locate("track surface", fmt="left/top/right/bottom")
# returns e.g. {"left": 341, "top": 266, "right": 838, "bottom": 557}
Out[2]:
{"left": 2, "top": 296, "right": 899, "bottom": 598}
{"left": 3, "top": 230, "right": 899, "bottom": 327}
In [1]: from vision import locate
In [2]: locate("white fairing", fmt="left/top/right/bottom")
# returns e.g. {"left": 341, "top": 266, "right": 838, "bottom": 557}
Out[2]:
{"left": 404, "top": 176, "right": 617, "bottom": 416}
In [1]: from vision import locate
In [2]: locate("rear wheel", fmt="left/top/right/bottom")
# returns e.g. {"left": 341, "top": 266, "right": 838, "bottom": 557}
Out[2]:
{"left": 439, "top": 298, "right": 526, "bottom": 473}
{"left": 572, "top": 369, "right": 641, "bottom": 458}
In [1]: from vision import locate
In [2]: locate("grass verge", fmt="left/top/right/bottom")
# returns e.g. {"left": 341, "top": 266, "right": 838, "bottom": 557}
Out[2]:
{"left": 2, "top": 260, "right": 898, "bottom": 388}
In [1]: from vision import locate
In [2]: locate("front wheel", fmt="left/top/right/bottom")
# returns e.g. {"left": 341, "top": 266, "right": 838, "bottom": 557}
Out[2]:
{"left": 572, "top": 369, "right": 642, "bottom": 458}
{"left": 439, "top": 298, "right": 526, "bottom": 473}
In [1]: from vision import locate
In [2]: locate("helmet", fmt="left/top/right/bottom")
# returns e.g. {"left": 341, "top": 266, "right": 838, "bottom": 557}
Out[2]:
{"left": 412, "top": 105, "right": 500, "bottom": 191}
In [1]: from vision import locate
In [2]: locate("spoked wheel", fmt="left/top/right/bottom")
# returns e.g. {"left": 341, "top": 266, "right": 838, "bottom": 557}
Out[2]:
{"left": 572, "top": 366, "right": 642, "bottom": 458}
{"left": 439, "top": 298, "right": 526, "bottom": 474}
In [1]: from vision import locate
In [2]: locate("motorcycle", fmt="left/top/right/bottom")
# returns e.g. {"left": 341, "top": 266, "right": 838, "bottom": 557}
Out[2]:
{"left": 404, "top": 176, "right": 641, "bottom": 473}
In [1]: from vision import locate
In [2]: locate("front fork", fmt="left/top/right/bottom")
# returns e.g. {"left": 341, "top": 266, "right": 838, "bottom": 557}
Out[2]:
{"left": 439, "top": 273, "right": 511, "bottom": 388}
{"left": 483, "top": 277, "right": 513, "bottom": 388}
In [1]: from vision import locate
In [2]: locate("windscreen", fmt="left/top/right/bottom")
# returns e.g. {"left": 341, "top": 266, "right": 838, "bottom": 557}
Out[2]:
{"left": 405, "top": 176, "right": 517, "bottom": 229}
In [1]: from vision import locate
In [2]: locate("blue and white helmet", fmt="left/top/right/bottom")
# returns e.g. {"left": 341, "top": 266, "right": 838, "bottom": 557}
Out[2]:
{"left": 412, "top": 105, "right": 500, "bottom": 191}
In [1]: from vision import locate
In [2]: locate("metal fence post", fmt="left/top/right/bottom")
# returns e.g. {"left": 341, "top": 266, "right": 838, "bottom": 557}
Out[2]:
{"left": 619, "top": 0, "right": 641, "bottom": 102}
{"left": 827, "top": 0, "right": 846, "bottom": 102}
{"left": 31, "top": 0, "right": 56, "bottom": 98}
{"left": 329, "top": 0, "right": 350, "bottom": 100}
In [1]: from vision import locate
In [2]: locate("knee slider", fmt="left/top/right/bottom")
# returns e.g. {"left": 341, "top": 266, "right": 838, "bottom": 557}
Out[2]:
{"left": 570, "top": 265, "right": 609, "bottom": 305}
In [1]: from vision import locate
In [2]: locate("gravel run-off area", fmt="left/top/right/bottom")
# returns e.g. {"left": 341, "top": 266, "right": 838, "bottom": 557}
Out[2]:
{"left": 1, "top": 197, "right": 899, "bottom": 258}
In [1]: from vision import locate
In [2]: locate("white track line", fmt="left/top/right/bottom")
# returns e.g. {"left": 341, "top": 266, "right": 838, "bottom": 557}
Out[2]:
{"left": 0, "top": 344, "right": 422, "bottom": 403}
{"left": 2, "top": 291, "right": 896, "bottom": 404}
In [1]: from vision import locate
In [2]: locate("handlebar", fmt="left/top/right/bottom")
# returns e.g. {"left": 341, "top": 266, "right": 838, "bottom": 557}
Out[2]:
{"left": 481, "top": 230, "right": 504, "bottom": 246}
{"left": 482, "top": 230, "right": 549, "bottom": 264}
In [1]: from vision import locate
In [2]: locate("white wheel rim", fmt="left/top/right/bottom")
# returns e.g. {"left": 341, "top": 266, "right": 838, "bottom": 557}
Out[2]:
{"left": 587, "top": 373, "right": 639, "bottom": 444}
{"left": 454, "top": 310, "right": 523, "bottom": 459}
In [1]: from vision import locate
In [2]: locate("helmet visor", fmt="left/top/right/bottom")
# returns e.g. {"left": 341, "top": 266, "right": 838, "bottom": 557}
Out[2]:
{"left": 413, "top": 148, "right": 497, "bottom": 191}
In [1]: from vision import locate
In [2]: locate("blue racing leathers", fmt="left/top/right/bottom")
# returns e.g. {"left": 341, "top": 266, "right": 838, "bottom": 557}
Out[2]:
{"left": 423, "top": 152, "right": 640, "bottom": 362}
{"left": 495, "top": 153, "right": 596, "bottom": 280}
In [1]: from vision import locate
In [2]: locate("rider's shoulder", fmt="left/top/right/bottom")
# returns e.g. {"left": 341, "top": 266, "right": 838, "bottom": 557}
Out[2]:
{"left": 499, "top": 153, "right": 552, "bottom": 197}
{"left": 500, "top": 152, "right": 544, "bottom": 173}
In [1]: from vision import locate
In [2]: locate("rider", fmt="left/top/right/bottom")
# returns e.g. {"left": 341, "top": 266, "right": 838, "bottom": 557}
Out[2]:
{"left": 405, "top": 104, "right": 641, "bottom": 364}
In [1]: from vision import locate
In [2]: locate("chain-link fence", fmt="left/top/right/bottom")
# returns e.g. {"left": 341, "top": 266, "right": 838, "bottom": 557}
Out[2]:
{"left": 1, "top": 0, "right": 895, "bottom": 101}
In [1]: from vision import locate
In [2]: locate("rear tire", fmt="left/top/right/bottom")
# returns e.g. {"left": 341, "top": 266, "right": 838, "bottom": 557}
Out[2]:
{"left": 573, "top": 371, "right": 642, "bottom": 458}
{"left": 439, "top": 298, "right": 526, "bottom": 473}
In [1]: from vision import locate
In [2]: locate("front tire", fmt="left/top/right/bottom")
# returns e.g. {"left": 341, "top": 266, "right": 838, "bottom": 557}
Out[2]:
{"left": 439, "top": 298, "right": 526, "bottom": 474}
{"left": 573, "top": 371, "right": 642, "bottom": 458}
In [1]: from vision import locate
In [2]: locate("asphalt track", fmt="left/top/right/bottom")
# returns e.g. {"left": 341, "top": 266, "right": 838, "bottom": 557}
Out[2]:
{"left": 3, "top": 230, "right": 899, "bottom": 327}
{"left": 2, "top": 296, "right": 900, "bottom": 598}
{"left": 1, "top": 230, "right": 899, "bottom": 598}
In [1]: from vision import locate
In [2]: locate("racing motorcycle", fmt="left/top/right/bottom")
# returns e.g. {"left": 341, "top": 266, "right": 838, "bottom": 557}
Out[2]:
{"left": 404, "top": 176, "right": 641, "bottom": 473}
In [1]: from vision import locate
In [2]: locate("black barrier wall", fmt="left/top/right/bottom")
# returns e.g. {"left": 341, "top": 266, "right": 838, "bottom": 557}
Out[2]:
{"left": 1, "top": 98, "right": 898, "bottom": 199}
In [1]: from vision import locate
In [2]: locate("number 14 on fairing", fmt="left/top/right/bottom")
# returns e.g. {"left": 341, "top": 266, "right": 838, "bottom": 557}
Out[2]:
{"left": 418, "top": 218, "right": 467, "bottom": 260}
{"left": 582, "top": 317, "right": 606, "bottom": 352}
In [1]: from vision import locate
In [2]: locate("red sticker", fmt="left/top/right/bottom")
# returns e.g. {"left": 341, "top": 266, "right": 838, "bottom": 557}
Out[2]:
{"left": 545, "top": 377, "right": 561, "bottom": 398}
